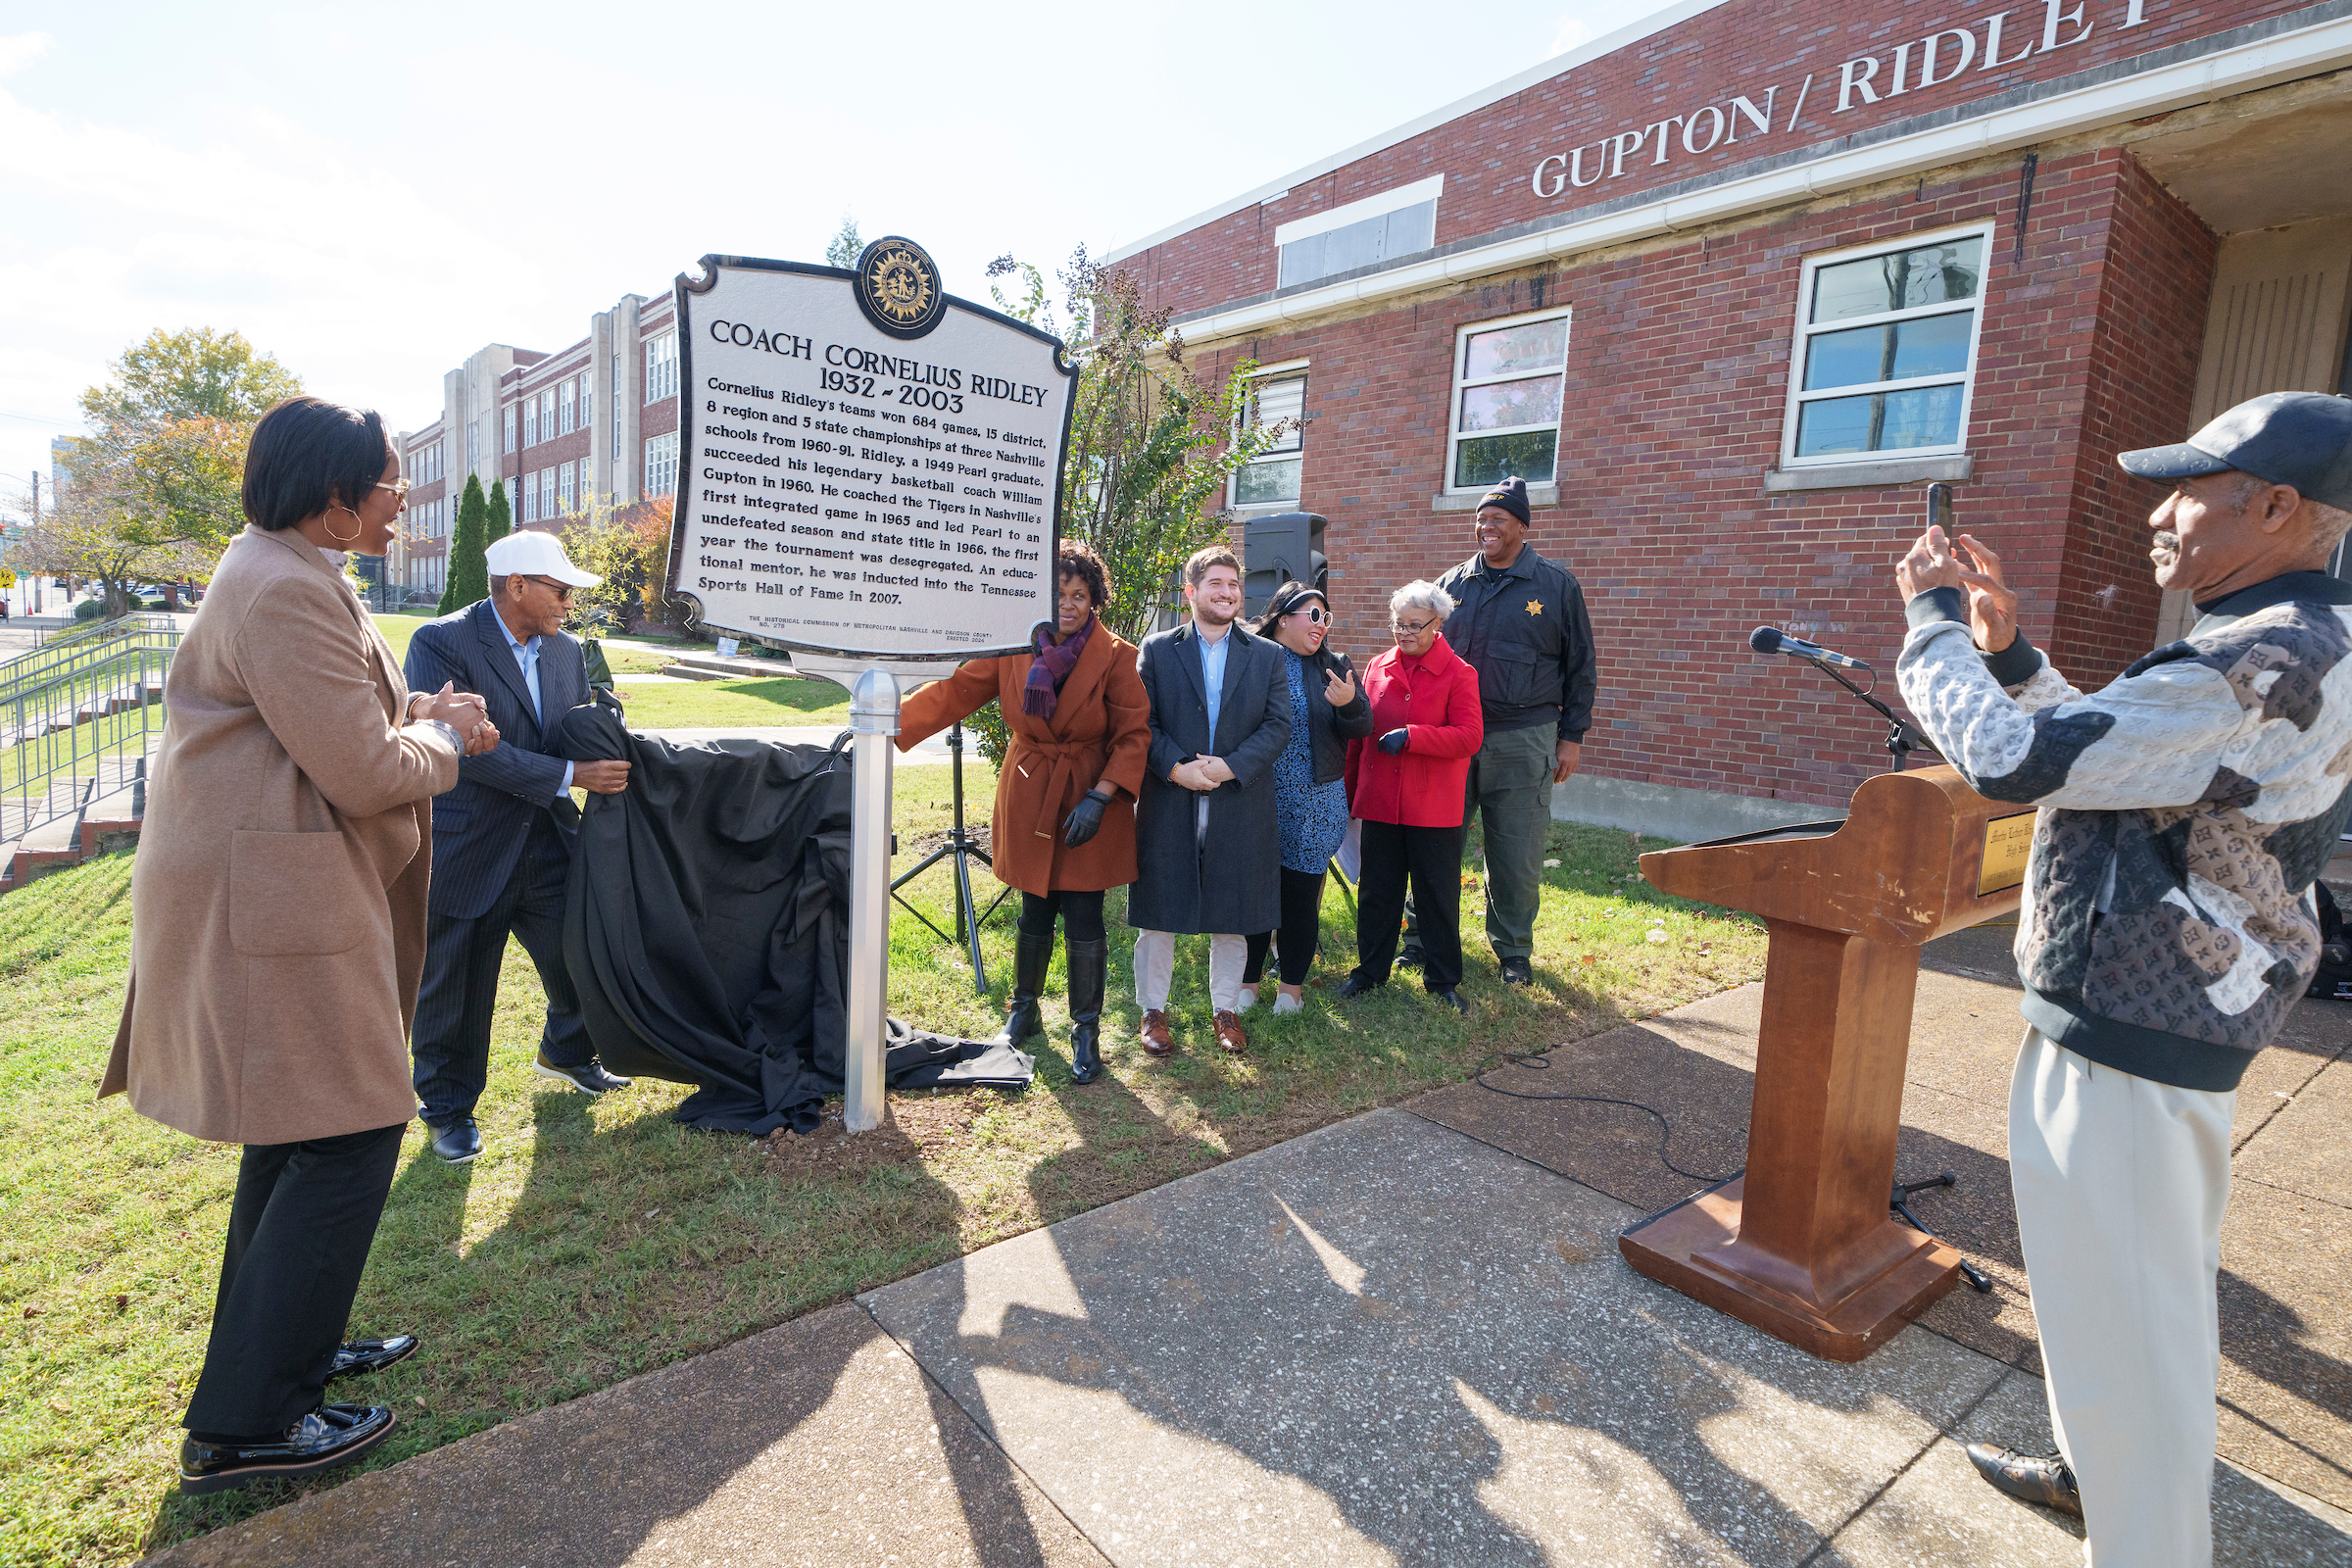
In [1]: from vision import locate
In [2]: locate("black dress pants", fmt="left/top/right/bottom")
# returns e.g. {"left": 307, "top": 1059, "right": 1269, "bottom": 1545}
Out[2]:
{"left": 184, "top": 1121, "right": 407, "bottom": 1440}
{"left": 1351, "top": 820, "right": 1465, "bottom": 990}
{"left": 1243, "top": 866, "right": 1331, "bottom": 986}
{"left": 411, "top": 817, "right": 592, "bottom": 1126}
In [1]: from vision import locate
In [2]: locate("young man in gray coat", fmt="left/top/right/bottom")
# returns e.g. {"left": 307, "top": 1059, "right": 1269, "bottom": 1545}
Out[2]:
{"left": 1128, "top": 547, "right": 1293, "bottom": 1055}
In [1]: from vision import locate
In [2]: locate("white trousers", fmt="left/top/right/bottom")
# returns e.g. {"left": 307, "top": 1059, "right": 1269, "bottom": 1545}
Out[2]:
{"left": 2009, "top": 1028, "right": 2234, "bottom": 1568}
{"left": 1133, "top": 930, "right": 1250, "bottom": 1012}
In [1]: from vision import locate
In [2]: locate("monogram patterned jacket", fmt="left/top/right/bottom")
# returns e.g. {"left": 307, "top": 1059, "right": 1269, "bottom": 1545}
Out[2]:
{"left": 1897, "top": 572, "right": 2352, "bottom": 1090}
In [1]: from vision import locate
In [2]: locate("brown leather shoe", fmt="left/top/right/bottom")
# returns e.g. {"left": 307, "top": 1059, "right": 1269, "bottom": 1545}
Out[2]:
{"left": 1139, "top": 1008, "right": 1174, "bottom": 1056}
{"left": 1213, "top": 1009, "right": 1249, "bottom": 1054}
{"left": 1963, "top": 1444, "right": 2082, "bottom": 1518}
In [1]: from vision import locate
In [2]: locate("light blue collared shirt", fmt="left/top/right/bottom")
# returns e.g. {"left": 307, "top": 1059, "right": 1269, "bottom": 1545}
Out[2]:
{"left": 496, "top": 612, "right": 573, "bottom": 799}
{"left": 1196, "top": 623, "right": 1231, "bottom": 743}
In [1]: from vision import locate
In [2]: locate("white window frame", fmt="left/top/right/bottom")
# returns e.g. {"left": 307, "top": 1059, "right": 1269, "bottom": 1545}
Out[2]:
{"left": 646, "top": 331, "right": 678, "bottom": 402}
{"left": 645, "top": 430, "right": 678, "bottom": 497}
{"left": 578, "top": 454, "right": 595, "bottom": 506}
{"left": 503, "top": 408, "right": 515, "bottom": 453}
{"left": 1445, "top": 306, "right": 1572, "bottom": 495}
{"left": 523, "top": 398, "right": 539, "bottom": 448}
{"left": 559, "top": 461, "right": 575, "bottom": 514}
{"left": 541, "top": 389, "right": 558, "bottom": 441}
{"left": 1228, "top": 361, "right": 1308, "bottom": 511}
{"left": 560, "top": 380, "right": 576, "bottom": 435}
{"left": 579, "top": 372, "right": 593, "bottom": 433}
{"left": 1778, "top": 221, "right": 1993, "bottom": 470}
{"left": 523, "top": 469, "right": 540, "bottom": 522}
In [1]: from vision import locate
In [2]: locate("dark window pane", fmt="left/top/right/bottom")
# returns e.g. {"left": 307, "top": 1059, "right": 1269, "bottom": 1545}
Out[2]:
{"left": 1889, "top": 311, "right": 1974, "bottom": 379}
{"left": 1236, "top": 458, "right": 1300, "bottom": 506}
{"left": 1811, "top": 237, "right": 1984, "bottom": 321}
{"left": 1793, "top": 385, "right": 1964, "bottom": 457}
{"left": 1457, "top": 374, "right": 1563, "bottom": 433}
{"left": 1802, "top": 324, "right": 1892, "bottom": 391}
{"left": 1454, "top": 429, "right": 1558, "bottom": 488}
{"left": 1794, "top": 394, "right": 1878, "bottom": 457}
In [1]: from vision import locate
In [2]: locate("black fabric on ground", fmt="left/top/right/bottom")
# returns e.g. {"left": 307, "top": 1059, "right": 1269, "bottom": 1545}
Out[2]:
{"left": 558, "top": 707, "right": 1029, "bottom": 1135}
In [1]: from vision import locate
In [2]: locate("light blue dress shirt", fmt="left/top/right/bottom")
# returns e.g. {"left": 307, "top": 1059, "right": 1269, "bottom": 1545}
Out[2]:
{"left": 496, "top": 612, "right": 574, "bottom": 799}
{"left": 1196, "top": 624, "right": 1231, "bottom": 744}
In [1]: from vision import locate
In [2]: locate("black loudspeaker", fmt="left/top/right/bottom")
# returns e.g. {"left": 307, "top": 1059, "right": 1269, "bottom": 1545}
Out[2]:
{"left": 1243, "top": 511, "right": 1328, "bottom": 617}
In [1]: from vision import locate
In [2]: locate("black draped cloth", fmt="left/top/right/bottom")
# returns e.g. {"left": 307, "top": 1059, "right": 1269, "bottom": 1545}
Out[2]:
{"left": 559, "top": 706, "right": 1030, "bottom": 1135}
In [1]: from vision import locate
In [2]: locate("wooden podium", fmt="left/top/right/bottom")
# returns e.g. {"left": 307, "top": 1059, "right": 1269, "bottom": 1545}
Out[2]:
{"left": 1619, "top": 765, "right": 2033, "bottom": 1361}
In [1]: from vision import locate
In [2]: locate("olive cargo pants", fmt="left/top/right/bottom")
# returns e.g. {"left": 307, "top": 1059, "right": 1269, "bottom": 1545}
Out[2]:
{"left": 1401, "top": 723, "right": 1554, "bottom": 964}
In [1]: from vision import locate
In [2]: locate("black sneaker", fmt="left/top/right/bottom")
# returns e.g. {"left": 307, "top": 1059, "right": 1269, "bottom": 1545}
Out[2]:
{"left": 179, "top": 1403, "right": 396, "bottom": 1495}
{"left": 1963, "top": 1444, "right": 2082, "bottom": 1518}
{"left": 532, "top": 1056, "right": 633, "bottom": 1095}
{"left": 1498, "top": 956, "right": 1534, "bottom": 986}
{"left": 1429, "top": 987, "right": 1469, "bottom": 1015}
{"left": 423, "top": 1117, "right": 481, "bottom": 1165}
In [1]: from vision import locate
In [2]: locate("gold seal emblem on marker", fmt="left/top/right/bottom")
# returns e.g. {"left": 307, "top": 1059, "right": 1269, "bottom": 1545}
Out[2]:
{"left": 851, "top": 235, "right": 946, "bottom": 339}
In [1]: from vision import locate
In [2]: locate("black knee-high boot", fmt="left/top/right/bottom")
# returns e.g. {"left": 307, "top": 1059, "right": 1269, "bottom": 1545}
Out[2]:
{"left": 1064, "top": 938, "right": 1107, "bottom": 1084}
{"left": 1002, "top": 931, "right": 1054, "bottom": 1044}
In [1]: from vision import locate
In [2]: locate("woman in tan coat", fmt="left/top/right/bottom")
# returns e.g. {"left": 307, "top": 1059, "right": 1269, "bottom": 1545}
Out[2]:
{"left": 104, "top": 397, "right": 496, "bottom": 1494}
{"left": 896, "top": 542, "right": 1148, "bottom": 1084}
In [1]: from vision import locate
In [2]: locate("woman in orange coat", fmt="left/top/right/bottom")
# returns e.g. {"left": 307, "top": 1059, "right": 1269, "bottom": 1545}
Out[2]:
{"left": 896, "top": 542, "right": 1149, "bottom": 1083}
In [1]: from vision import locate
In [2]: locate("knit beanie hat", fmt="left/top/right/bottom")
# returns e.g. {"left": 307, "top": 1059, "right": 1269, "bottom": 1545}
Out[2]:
{"left": 1479, "top": 476, "right": 1531, "bottom": 525}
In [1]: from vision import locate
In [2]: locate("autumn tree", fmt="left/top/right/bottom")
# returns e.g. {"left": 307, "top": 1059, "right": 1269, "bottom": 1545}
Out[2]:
{"left": 78, "top": 327, "right": 303, "bottom": 432}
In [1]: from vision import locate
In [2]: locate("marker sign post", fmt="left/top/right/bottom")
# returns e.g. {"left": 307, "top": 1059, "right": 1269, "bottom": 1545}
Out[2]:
{"left": 667, "top": 242, "right": 1076, "bottom": 1133}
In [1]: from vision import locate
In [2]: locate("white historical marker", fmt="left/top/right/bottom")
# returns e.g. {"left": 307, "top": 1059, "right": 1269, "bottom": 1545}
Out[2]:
{"left": 666, "top": 241, "right": 1076, "bottom": 660}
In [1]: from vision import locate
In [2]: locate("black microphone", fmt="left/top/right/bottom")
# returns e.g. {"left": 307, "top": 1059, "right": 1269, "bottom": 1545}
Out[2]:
{"left": 1749, "top": 625, "right": 1871, "bottom": 670}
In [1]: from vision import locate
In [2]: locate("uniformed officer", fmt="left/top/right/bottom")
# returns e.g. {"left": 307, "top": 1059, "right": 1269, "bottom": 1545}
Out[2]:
{"left": 1421, "top": 476, "right": 1597, "bottom": 984}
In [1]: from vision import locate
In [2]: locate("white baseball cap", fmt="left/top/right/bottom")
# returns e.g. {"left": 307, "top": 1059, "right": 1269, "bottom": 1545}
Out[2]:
{"left": 485, "top": 528, "right": 602, "bottom": 587}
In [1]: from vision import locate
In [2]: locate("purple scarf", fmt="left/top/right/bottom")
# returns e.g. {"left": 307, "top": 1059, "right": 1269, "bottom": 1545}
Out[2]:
{"left": 1022, "top": 614, "right": 1095, "bottom": 719}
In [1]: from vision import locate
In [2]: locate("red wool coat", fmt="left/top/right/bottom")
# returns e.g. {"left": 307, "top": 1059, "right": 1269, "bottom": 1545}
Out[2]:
{"left": 1344, "top": 633, "right": 1485, "bottom": 828}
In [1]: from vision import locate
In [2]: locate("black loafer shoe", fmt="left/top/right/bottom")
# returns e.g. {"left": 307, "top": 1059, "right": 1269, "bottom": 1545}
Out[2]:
{"left": 424, "top": 1117, "right": 481, "bottom": 1164}
{"left": 1964, "top": 1443, "right": 2082, "bottom": 1519}
{"left": 532, "top": 1055, "right": 632, "bottom": 1095}
{"left": 179, "top": 1403, "right": 396, "bottom": 1494}
{"left": 327, "top": 1335, "right": 419, "bottom": 1382}
{"left": 1498, "top": 956, "right": 1534, "bottom": 986}
{"left": 1430, "top": 986, "right": 1469, "bottom": 1015}
{"left": 1396, "top": 945, "right": 1425, "bottom": 969}
{"left": 1334, "top": 973, "right": 1385, "bottom": 1000}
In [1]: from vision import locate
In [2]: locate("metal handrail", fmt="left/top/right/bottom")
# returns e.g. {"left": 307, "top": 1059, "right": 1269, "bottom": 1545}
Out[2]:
{"left": 1, "top": 620, "right": 179, "bottom": 850}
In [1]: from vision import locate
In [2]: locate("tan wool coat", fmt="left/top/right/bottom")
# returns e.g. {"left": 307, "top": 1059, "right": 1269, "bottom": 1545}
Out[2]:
{"left": 896, "top": 624, "right": 1151, "bottom": 896}
{"left": 102, "top": 525, "right": 461, "bottom": 1145}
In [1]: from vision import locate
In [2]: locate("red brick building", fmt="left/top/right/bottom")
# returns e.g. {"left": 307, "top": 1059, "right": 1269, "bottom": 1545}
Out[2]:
{"left": 1111, "top": 0, "right": 2352, "bottom": 836}
{"left": 390, "top": 292, "right": 682, "bottom": 599}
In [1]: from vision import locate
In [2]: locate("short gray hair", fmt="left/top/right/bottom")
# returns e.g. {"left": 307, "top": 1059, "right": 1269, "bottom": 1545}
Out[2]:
{"left": 1389, "top": 580, "right": 1455, "bottom": 623}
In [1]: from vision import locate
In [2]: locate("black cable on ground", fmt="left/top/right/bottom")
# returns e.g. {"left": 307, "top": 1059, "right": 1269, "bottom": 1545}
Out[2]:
{"left": 1474, "top": 1049, "right": 1741, "bottom": 1184}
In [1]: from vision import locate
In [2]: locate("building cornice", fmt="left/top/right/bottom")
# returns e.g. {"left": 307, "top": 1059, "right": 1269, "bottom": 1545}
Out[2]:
{"left": 1162, "top": 3, "right": 2352, "bottom": 346}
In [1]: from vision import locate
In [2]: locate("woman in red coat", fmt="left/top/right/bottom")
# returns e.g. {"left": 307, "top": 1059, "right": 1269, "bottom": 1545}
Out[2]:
{"left": 896, "top": 542, "right": 1149, "bottom": 1083}
{"left": 1338, "top": 579, "right": 1485, "bottom": 1012}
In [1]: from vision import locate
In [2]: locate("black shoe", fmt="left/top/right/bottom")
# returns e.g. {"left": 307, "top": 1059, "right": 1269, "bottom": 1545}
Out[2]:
{"left": 1335, "top": 973, "right": 1386, "bottom": 1000}
{"left": 1064, "top": 938, "right": 1107, "bottom": 1085}
{"left": 1430, "top": 986, "right": 1469, "bottom": 1015}
{"left": 178, "top": 1403, "right": 396, "bottom": 1495}
{"left": 1001, "top": 932, "right": 1054, "bottom": 1045}
{"left": 1396, "top": 944, "right": 1425, "bottom": 969}
{"left": 424, "top": 1117, "right": 481, "bottom": 1164}
{"left": 532, "top": 1055, "right": 632, "bottom": 1095}
{"left": 1498, "top": 956, "right": 1534, "bottom": 986}
{"left": 326, "top": 1335, "right": 419, "bottom": 1383}
{"left": 1964, "top": 1444, "right": 2082, "bottom": 1519}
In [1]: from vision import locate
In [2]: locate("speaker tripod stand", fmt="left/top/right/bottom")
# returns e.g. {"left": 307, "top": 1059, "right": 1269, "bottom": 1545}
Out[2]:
{"left": 890, "top": 721, "right": 1012, "bottom": 995}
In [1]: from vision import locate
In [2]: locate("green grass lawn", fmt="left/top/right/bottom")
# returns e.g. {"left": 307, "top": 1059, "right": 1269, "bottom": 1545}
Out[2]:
{"left": 0, "top": 764, "right": 1765, "bottom": 1565}
{"left": 607, "top": 676, "right": 852, "bottom": 730}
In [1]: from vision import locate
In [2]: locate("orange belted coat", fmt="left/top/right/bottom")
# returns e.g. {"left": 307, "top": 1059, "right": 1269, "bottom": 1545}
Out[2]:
{"left": 896, "top": 621, "right": 1151, "bottom": 896}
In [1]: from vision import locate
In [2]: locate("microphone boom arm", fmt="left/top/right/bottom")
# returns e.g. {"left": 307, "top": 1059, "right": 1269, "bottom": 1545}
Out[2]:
{"left": 1801, "top": 654, "right": 1937, "bottom": 767}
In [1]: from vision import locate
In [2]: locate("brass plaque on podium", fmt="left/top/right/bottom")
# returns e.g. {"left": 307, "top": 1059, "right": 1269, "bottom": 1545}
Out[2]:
{"left": 1978, "top": 811, "right": 2035, "bottom": 896}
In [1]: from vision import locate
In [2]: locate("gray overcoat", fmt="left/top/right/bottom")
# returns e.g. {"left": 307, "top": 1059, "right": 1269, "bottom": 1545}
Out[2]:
{"left": 1127, "top": 622, "right": 1293, "bottom": 935}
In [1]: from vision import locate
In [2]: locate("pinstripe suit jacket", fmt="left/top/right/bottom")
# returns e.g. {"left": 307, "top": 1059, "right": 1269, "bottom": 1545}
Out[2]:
{"left": 404, "top": 599, "right": 589, "bottom": 920}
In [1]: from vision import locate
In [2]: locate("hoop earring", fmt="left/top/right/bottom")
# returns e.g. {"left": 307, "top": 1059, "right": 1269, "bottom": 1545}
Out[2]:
{"left": 324, "top": 505, "right": 362, "bottom": 546}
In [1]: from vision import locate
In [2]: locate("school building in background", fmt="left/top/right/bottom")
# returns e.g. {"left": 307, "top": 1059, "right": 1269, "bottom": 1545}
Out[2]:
{"left": 1118, "top": 0, "right": 2352, "bottom": 836}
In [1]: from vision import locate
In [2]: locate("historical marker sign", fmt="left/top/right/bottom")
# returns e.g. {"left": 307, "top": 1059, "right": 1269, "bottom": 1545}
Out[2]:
{"left": 665, "top": 242, "right": 1076, "bottom": 662}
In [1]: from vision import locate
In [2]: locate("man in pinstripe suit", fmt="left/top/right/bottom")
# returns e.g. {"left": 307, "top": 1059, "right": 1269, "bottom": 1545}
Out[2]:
{"left": 403, "top": 532, "right": 633, "bottom": 1164}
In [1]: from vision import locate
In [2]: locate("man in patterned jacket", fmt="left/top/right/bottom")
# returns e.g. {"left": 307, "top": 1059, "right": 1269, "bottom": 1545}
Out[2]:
{"left": 1893, "top": 391, "right": 2352, "bottom": 1566}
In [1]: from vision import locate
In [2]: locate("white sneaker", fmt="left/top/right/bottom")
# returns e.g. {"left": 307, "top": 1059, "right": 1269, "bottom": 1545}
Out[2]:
{"left": 1272, "top": 992, "right": 1303, "bottom": 1016}
{"left": 1233, "top": 985, "right": 1259, "bottom": 1013}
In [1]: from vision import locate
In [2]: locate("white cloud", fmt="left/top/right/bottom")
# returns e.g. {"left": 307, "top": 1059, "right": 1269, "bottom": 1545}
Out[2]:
{"left": 0, "top": 32, "right": 50, "bottom": 75}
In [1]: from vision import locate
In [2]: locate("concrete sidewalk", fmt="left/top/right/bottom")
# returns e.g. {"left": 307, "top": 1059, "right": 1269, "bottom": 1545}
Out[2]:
{"left": 147, "top": 924, "right": 2352, "bottom": 1567}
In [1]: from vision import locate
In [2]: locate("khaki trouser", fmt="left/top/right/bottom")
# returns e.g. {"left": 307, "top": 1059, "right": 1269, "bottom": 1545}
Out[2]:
{"left": 2010, "top": 1028, "right": 2234, "bottom": 1568}
{"left": 1133, "top": 930, "right": 1250, "bottom": 1012}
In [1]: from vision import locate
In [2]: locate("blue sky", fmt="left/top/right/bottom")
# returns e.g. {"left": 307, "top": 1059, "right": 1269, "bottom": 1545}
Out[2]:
{"left": 0, "top": 0, "right": 1675, "bottom": 496}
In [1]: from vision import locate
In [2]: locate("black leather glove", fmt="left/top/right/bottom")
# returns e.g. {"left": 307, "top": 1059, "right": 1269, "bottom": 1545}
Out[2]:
{"left": 1062, "top": 790, "right": 1108, "bottom": 848}
{"left": 1378, "top": 728, "right": 1410, "bottom": 756}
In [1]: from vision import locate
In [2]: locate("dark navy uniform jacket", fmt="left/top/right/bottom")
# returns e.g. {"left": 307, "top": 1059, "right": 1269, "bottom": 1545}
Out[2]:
{"left": 1432, "top": 545, "right": 1596, "bottom": 743}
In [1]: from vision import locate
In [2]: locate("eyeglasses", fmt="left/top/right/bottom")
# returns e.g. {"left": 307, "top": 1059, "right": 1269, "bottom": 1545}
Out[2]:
{"left": 522, "top": 575, "right": 575, "bottom": 601}
{"left": 1283, "top": 605, "right": 1327, "bottom": 624}
{"left": 1392, "top": 617, "right": 1438, "bottom": 636}
{"left": 375, "top": 479, "right": 411, "bottom": 499}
